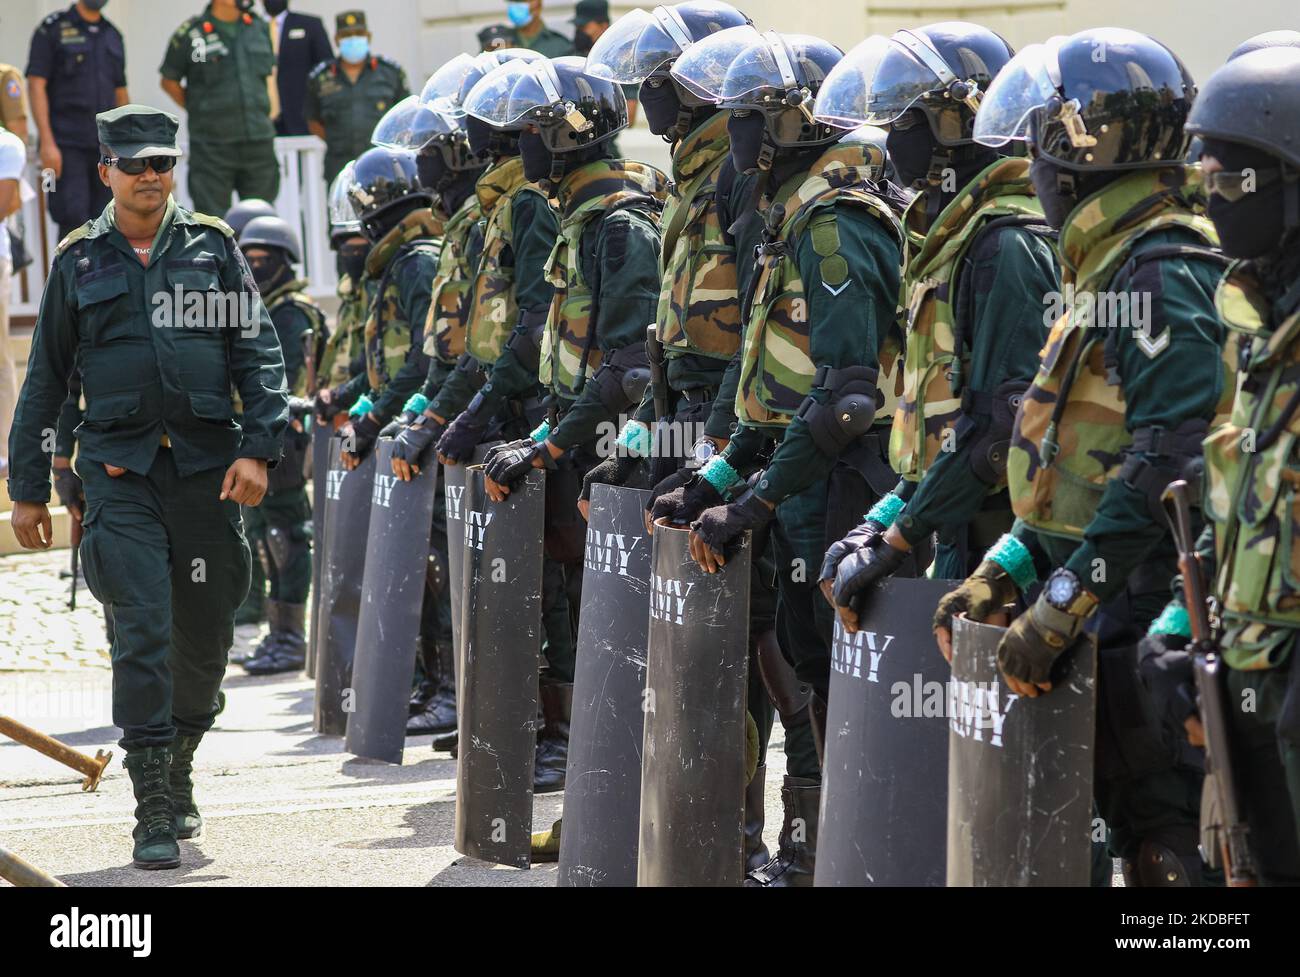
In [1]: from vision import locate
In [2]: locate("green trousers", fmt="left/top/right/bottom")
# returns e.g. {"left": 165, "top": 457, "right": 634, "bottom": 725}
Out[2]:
{"left": 243, "top": 487, "right": 312, "bottom": 604}
{"left": 1228, "top": 660, "right": 1300, "bottom": 885}
{"left": 187, "top": 138, "right": 281, "bottom": 218}
{"left": 78, "top": 450, "right": 251, "bottom": 750}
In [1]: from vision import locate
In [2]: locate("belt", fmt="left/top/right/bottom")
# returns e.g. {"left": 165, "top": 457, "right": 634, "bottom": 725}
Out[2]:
{"left": 160, "top": 433, "right": 172, "bottom": 449}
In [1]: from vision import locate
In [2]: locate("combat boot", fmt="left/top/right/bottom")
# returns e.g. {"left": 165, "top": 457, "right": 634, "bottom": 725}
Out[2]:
{"left": 531, "top": 817, "right": 562, "bottom": 863}
{"left": 533, "top": 679, "right": 572, "bottom": 794}
{"left": 169, "top": 733, "right": 205, "bottom": 839}
{"left": 1121, "top": 840, "right": 1201, "bottom": 887}
{"left": 235, "top": 599, "right": 282, "bottom": 667}
{"left": 244, "top": 602, "right": 307, "bottom": 675}
{"left": 744, "top": 763, "right": 770, "bottom": 873}
{"left": 432, "top": 730, "right": 458, "bottom": 754}
{"left": 123, "top": 748, "right": 181, "bottom": 870}
{"left": 744, "top": 776, "right": 819, "bottom": 887}
{"left": 407, "top": 637, "right": 457, "bottom": 735}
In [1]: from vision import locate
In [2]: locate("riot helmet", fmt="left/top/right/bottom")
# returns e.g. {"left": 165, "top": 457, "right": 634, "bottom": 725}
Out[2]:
{"left": 348, "top": 146, "right": 433, "bottom": 241}
{"left": 224, "top": 198, "right": 277, "bottom": 238}
{"left": 239, "top": 215, "right": 300, "bottom": 293}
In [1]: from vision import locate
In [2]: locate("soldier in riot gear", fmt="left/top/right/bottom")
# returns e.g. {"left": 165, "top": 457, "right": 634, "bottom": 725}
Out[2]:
{"left": 811, "top": 24, "right": 1059, "bottom": 621}
{"left": 462, "top": 55, "right": 667, "bottom": 799}
{"left": 1143, "top": 45, "right": 1300, "bottom": 885}
{"left": 237, "top": 215, "right": 325, "bottom": 674}
{"left": 316, "top": 162, "right": 372, "bottom": 419}
{"left": 934, "top": 28, "right": 1235, "bottom": 886}
{"left": 658, "top": 26, "right": 908, "bottom": 886}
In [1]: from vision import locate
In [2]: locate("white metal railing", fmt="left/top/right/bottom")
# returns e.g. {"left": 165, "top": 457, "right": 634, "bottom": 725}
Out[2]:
{"left": 6, "top": 134, "right": 336, "bottom": 322}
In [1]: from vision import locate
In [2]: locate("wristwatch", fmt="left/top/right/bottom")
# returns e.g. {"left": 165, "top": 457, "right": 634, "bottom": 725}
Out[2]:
{"left": 1040, "top": 567, "right": 1099, "bottom": 634}
{"left": 688, "top": 435, "right": 720, "bottom": 469}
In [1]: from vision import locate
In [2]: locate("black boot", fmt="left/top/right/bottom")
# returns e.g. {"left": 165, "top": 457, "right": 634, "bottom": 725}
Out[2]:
{"left": 432, "top": 730, "right": 458, "bottom": 754}
{"left": 744, "top": 763, "right": 770, "bottom": 873}
{"left": 124, "top": 748, "right": 181, "bottom": 870}
{"left": 409, "top": 680, "right": 436, "bottom": 716}
{"left": 169, "top": 733, "right": 204, "bottom": 839}
{"left": 407, "top": 635, "right": 457, "bottom": 735}
{"left": 244, "top": 602, "right": 307, "bottom": 675}
{"left": 809, "top": 693, "right": 828, "bottom": 767}
{"left": 235, "top": 599, "right": 282, "bottom": 667}
{"left": 744, "top": 776, "right": 819, "bottom": 887}
{"left": 533, "top": 679, "right": 572, "bottom": 794}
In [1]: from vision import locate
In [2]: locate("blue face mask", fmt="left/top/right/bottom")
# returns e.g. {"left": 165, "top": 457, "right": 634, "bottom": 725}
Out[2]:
{"left": 506, "top": 2, "right": 532, "bottom": 27}
{"left": 339, "top": 36, "right": 370, "bottom": 63}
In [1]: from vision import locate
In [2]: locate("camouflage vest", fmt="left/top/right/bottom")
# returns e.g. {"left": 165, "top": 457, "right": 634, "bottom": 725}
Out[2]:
{"left": 1009, "top": 168, "right": 1231, "bottom": 539}
{"left": 363, "top": 208, "right": 442, "bottom": 393}
{"left": 736, "top": 141, "right": 902, "bottom": 428}
{"left": 889, "top": 157, "right": 1047, "bottom": 480}
{"left": 322, "top": 273, "right": 370, "bottom": 387}
{"left": 657, "top": 112, "right": 741, "bottom": 360}
{"left": 266, "top": 278, "right": 325, "bottom": 397}
{"left": 466, "top": 157, "right": 548, "bottom": 365}
{"left": 1203, "top": 267, "right": 1300, "bottom": 665}
{"left": 425, "top": 192, "right": 483, "bottom": 364}
{"left": 541, "top": 159, "right": 669, "bottom": 399}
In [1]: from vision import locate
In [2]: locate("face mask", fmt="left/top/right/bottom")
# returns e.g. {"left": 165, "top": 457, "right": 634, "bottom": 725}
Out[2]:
{"left": 337, "top": 241, "right": 368, "bottom": 282}
{"left": 1029, "top": 156, "right": 1079, "bottom": 231}
{"left": 639, "top": 78, "right": 684, "bottom": 137}
{"left": 727, "top": 111, "right": 767, "bottom": 175}
{"left": 339, "top": 36, "right": 369, "bottom": 63}
{"left": 417, "top": 152, "right": 451, "bottom": 193}
{"left": 506, "top": 2, "right": 532, "bottom": 27}
{"left": 246, "top": 254, "right": 289, "bottom": 294}
{"left": 886, "top": 115, "right": 939, "bottom": 189}
{"left": 519, "top": 129, "right": 554, "bottom": 183}
{"left": 1202, "top": 137, "right": 1289, "bottom": 260}
{"left": 574, "top": 30, "right": 596, "bottom": 55}
{"left": 263, "top": 0, "right": 287, "bottom": 16}
{"left": 466, "top": 116, "right": 497, "bottom": 159}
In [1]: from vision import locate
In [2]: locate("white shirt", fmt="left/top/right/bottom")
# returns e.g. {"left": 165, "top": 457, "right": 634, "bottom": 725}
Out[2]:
{"left": 0, "top": 128, "right": 25, "bottom": 264}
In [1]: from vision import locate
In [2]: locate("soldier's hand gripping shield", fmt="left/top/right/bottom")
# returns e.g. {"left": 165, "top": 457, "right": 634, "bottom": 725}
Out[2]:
{"left": 947, "top": 615, "right": 1096, "bottom": 886}
{"left": 454, "top": 466, "right": 546, "bottom": 869}
{"left": 817, "top": 578, "right": 958, "bottom": 886}
{"left": 345, "top": 439, "right": 440, "bottom": 764}
{"left": 313, "top": 438, "right": 377, "bottom": 735}
{"left": 638, "top": 520, "right": 751, "bottom": 886}
{"left": 558, "top": 485, "right": 653, "bottom": 887}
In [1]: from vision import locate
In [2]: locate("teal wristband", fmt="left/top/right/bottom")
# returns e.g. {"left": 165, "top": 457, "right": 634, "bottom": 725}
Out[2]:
{"left": 700, "top": 456, "right": 740, "bottom": 494}
{"left": 403, "top": 393, "right": 429, "bottom": 415}
{"left": 616, "top": 421, "right": 652, "bottom": 458}
{"left": 348, "top": 394, "right": 374, "bottom": 419}
{"left": 865, "top": 492, "right": 905, "bottom": 529}
{"left": 1148, "top": 604, "right": 1192, "bottom": 639}
{"left": 986, "top": 533, "right": 1038, "bottom": 592}
{"left": 530, "top": 420, "right": 551, "bottom": 443}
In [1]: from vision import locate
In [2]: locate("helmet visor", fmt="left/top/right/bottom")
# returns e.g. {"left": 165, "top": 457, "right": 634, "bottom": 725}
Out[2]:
{"left": 814, "top": 34, "right": 946, "bottom": 128}
{"left": 973, "top": 42, "right": 1061, "bottom": 147}
{"left": 372, "top": 95, "right": 446, "bottom": 150}
{"left": 669, "top": 24, "right": 763, "bottom": 102}
{"left": 463, "top": 59, "right": 566, "bottom": 128}
{"left": 328, "top": 160, "right": 360, "bottom": 229}
{"left": 420, "top": 53, "right": 478, "bottom": 114}
{"left": 585, "top": 7, "right": 694, "bottom": 84}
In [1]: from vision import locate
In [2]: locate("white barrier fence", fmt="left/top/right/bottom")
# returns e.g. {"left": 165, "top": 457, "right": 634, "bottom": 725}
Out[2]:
{"left": 6, "top": 134, "right": 336, "bottom": 322}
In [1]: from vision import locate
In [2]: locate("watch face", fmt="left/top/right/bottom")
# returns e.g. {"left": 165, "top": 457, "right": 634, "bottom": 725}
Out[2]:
{"left": 1047, "top": 572, "right": 1077, "bottom": 607}
{"left": 692, "top": 437, "right": 716, "bottom": 464}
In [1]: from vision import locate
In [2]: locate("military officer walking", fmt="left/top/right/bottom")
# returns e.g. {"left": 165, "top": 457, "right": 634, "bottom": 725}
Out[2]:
{"left": 160, "top": 0, "right": 279, "bottom": 216}
{"left": 26, "top": 1, "right": 129, "bottom": 240}
{"left": 305, "top": 11, "right": 409, "bottom": 186}
{"left": 7, "top": 106, "right": 288, "bottom": 870}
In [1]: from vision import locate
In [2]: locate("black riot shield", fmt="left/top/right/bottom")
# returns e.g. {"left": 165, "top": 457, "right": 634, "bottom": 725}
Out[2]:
{"left": 638, "top": 521, "right": 751, "bottom": 887}
{"left": 313, "top": 440, "right": 375, "bottom": 735}
{"left": 443, "top": 443, "right": 500, "bottom": 699}
{"left": 454, "top": 466, "right": 545, "bottom": 869}
{"left": 948, "top": 616, "right": 1097, "bottom": 886}
{"left": 816, "top": 578, "right": 957, "bottom": 886}
{"left": 345, "top": 439, "right": 439, "bottom": 763}
{"left": 558, "top": 484, "right": 652, "bottom": 888}
{"left": 307, "top": 423, "right": 331, "bottom": 680}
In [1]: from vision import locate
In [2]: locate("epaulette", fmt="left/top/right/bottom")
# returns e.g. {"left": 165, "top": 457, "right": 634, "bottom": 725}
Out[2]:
{"left": 192, "top": 212, "right": 236, "bottom": 238}
{"left": 41, "top": 11, "right": 66, "bottom": 29}
{"left": 376, "top": 55, "right": 403, "bottom": 72}
{"left": 172, "top": 16, "right": 200, "bottom": 40}
{"left": 55, "top": 223, "right": 92, "bottom": 256}
{"left": 307, "top": 59, "right": 332, "bottom": 80}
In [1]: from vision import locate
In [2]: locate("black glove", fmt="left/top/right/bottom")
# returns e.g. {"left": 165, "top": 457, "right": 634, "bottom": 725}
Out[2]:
{"left": 341, "top": 412, "right": 383, "bottom": 460}
{"left": 437, "top": 410, "right": 488, "bottom": 463}
{"left": 314, "top": 385, "right": 345, "bottom": 423}
{"left": 380, "top": 409, "right": 419, "bottom": 439}
{"left": 647, "top": 470, "right": 723, "bottom": 528}
{"left": 485, "top": 438, "right": 554, "bottom": 487}
{"left": 819, "top": 519, "right": 886, "bottom": 587}
{"left": 832, "top": 534, "right": 909, "bottom": 618}
{"left": 580, "top": 453, "right": 641, "bottom": 502}
{"left": 52, "top": 463, "right": 84, "bottom": 511}
{"left": 391, "top": 416, "right": 446, "bottom": 469}
{"left": 287, "top": 396, "right": 314, "bottom": 421}
{"left": 691, "top": 492, "right": 774, "bottom": 558}
{"left": 1139, "top": 634, "right": 1198, "bottom": 735}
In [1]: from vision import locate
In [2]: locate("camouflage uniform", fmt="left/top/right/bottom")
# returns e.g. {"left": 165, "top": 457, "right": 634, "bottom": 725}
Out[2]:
{"left": 886, "top": 157, "right": 1059, "bottom": 577}
{"left": 1003, "top": 166, "right": 1234, "bottom": 871}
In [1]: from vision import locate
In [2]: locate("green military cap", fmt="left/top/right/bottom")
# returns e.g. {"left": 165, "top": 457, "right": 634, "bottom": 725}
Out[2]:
{"left": 336, "top": 10, "right": 367, "bottom": 35}
{"left": 96, "top": 104, "right": 182, "bottom": 159}
{"left": 571, "top": 0, "right": 609, "bottom": 25}
{"left": 478, "top": 23, "right": 514, "bottom": 51}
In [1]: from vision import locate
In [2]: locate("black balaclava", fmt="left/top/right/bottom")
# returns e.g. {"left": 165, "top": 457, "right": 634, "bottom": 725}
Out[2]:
{"left": 886, "top": 117, "right": 937, "bottom": 189}
{"left": 639, "top": 77, "right": 709, "bottom": 140}
{"left": 365, "top": 197, "right": 425, "bottom": 242}
{"left": 466, "top": 116, "right": 501, "bottom": 160}
{"left": 245, "top": 248, "right": 292, "bottom": 294}
{"left": 336, "top": 236, "right": 368, "bottom": 282}
{"left": 1201, "top": 137, "right": 1292, "bottom": 261}
{"left": 1029, "top": 156, "right": 1120, "bottom": 231}
{"left": 519, "top": 129, "right": 554, "bottom": 183}
{"left": 439, "top": 168, "right": 483, "bottom": 217}
{"left": 727, "top": 111, "right": 766, "bottom": 175}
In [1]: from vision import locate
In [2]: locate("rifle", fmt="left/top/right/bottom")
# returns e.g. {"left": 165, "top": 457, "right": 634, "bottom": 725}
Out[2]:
{"left": 1160, "top": 479, "right": 1257, "bottom": 886}
{"left": 646, "top": 322, "right": 668, "bottom": 422}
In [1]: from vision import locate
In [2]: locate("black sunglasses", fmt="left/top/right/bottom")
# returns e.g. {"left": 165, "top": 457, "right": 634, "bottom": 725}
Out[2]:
{"left": 102, "top": 155, "right": 178, "bottom": 175}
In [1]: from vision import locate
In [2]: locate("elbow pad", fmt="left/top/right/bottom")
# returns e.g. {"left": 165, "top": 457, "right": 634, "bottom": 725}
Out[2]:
{"left": 796, "top": 364, "right": 881, "bottom": 457}
{"left": 504, "top": 308, "right": 547, "bottom": 373}
{"left": 1118, "top": 420, "right": 1210, "bottom": 522}
{"left": 592, "top": 341, "right": 650, "bottom": 414}
{"left": 965, "top": 380, "right": 1029, "bottom": 485}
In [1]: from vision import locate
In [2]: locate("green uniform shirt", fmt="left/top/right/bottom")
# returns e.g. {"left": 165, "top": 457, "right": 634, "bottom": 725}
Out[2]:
{"left": 8, "top": 198, "right": 289, "bottom": 504}
{"left": 510, "top": 24, "right": 574, "bottom": 58}
{"left": 160, "top": 6, "right": 276, "bottom": 144}
{"left": 306, "top": 56, "right": 409, "bottom": 184}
